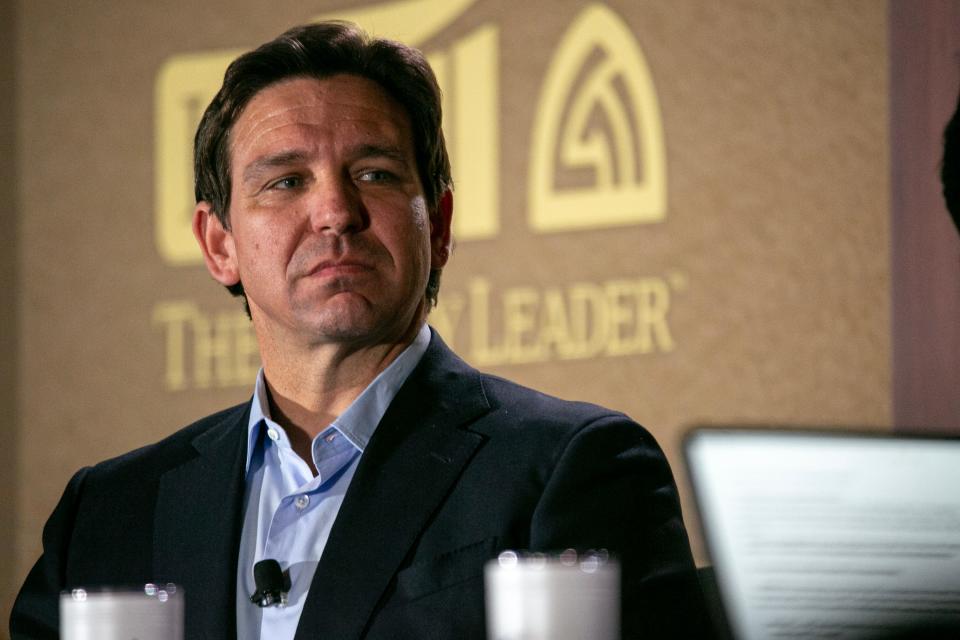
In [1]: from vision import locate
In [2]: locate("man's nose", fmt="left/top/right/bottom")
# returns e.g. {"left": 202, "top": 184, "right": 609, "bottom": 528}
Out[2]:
{"left": 307, "top": 175, "right": 367, "bottom": 235}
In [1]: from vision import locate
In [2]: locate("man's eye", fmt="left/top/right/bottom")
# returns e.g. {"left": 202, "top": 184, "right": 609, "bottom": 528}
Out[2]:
{"left": 269, "top": 176, "right": 302, "bottom": 190}
{"left": 358, "top": 169, "right": 395, "bottom": 183}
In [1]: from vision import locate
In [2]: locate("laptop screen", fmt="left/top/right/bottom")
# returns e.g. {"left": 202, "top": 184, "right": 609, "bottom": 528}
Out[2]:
{"left": 685, "top": 428, "right": 960, "bottom": 640}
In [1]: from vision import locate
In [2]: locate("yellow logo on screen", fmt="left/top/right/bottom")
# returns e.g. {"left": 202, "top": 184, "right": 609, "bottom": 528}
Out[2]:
{"left": 153, "top": 2, "right": 664, "bottom": 265}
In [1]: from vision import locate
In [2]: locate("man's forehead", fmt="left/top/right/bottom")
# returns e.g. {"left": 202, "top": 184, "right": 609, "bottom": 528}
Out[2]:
{"left": 228, "top": 74, "right": 412, "bottom": 159}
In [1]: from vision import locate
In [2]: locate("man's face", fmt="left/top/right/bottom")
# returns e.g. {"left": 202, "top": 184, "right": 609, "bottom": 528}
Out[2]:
{"left": 201, "top": 74, "right": 450, "bottom": 350}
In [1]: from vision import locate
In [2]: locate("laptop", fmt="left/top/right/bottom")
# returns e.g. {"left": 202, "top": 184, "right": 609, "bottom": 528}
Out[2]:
{"left": 685, "top": 427, "right": 960, "bottom": 640}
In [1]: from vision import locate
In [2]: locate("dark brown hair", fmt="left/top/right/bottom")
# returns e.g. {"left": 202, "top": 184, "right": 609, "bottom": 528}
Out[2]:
{"left": 193, "top": 21, "right": 451, "bottom": 307}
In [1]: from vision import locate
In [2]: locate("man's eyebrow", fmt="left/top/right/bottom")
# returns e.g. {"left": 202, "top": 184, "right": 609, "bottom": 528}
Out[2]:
{"left": 351, "top": 144, "right": 407, "bottom": 163}
{"left": 241, "top": 150, "right": 310, "bottom": 185}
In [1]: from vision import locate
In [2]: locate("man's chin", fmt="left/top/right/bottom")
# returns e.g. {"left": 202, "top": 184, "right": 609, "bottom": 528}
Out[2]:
{"left": 300, "top": 303, "right": 418, "bottom": 346}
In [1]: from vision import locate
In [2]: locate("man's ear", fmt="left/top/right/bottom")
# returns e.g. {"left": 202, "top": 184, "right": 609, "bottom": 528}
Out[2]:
{"left": 193, "top": 202, "right": 240, "bottom": 286}
{"left": 430, "top": 189, "right": 454, "bottom": 268}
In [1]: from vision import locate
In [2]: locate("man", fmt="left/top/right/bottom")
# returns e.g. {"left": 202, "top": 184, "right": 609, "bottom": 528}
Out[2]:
{"left": 11, "top": 22, "right": 708, "bottom": 639}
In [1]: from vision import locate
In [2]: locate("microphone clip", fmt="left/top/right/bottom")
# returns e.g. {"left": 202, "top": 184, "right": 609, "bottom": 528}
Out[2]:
{"left": 250, "top": 559, "right": 290, "bottom": 608}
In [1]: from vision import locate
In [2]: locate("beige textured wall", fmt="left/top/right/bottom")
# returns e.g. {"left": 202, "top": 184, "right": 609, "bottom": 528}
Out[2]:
{"left": 7, "top": 0, "right": 891, "bottom": 632}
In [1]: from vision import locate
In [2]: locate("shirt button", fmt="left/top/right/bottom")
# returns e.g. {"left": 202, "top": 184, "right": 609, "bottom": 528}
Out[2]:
{"left": 267, "top": 428, "right": 280, "bottom": 441}
{"left": 325, "top": 433, "right": 337, "bottom": 443}
{"left": 295, "top": 495, "right": 310, "bottom": 511}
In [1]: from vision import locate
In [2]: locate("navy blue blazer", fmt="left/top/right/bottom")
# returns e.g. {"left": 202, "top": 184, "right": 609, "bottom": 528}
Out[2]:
{"left": 11, "top": 332, "right": 709, "bottom": 639}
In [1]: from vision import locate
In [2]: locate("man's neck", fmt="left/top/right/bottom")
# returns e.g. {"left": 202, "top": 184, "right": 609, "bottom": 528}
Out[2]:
{"left": 257, "top": 320, "right": 425, "bottom": 464}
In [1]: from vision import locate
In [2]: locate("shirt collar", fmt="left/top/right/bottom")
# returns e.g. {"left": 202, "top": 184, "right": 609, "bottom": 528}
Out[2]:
{"left": 245, "top": 323, "right": 432, "bottom": 473}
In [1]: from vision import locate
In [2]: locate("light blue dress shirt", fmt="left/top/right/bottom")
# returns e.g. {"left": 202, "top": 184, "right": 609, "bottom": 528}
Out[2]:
{"left": 236, "top": 324, "right": 431, "bottom": 640}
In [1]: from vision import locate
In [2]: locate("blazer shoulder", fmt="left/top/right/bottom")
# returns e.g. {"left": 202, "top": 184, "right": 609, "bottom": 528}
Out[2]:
{"left": 469, "top": 372, "right": 660, "bottom": 458}
{"left": 421, "top": 331, "right": 657, "bottom": 449}
{"left": 478, "top": 372, "right": 633, "bottom": 426}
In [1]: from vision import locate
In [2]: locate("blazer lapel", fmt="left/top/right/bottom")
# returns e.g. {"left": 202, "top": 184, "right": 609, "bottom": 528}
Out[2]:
{"left": 154, "top": 404, "right": 250, "bottom": 640}
{"left": 295, "top": 334, "right": 490, "bottom": 640}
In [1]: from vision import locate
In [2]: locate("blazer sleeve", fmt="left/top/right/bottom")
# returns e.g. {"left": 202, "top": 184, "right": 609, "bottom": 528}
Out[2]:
{"left": 10, "top": 467, "right": 90, "bottom": 640}
{"left": 529, "top": 414, "right": 712, "bottom": 639}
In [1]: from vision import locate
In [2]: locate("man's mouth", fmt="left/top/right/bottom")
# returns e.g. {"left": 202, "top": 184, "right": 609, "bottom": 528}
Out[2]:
{"left": 304, "top": 259, "right": 373, "bottom": 279}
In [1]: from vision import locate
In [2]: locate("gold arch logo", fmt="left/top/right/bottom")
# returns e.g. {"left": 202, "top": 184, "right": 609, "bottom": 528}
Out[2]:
{"left": 528, "top": 4, "right": 666, "bottom": 233}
